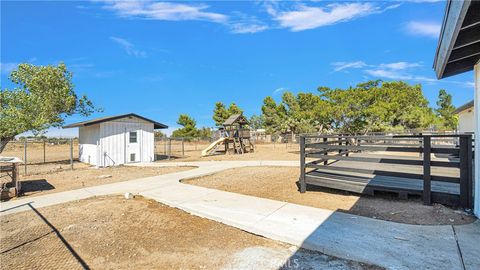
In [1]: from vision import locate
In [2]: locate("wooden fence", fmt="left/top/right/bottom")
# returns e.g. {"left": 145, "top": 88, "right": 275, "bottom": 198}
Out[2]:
{"left": 299, "top": 134, "right": 474, "bottom": 208}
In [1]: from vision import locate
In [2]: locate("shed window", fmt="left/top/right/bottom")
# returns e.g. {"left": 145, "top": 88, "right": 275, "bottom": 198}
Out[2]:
{"left": 129, "top": 131, "right": 137, "bottom": 143}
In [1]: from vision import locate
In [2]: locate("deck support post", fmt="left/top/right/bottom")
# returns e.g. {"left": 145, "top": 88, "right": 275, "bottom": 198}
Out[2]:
{"left": 422, "top": 136, "right": 431, "bottom": 205}
{"left": 459, "top": 135, "right": 473, "bottom": 209}
{"left": 300, "top": 135, "right": 306, "bottom": 193}
{"left": 474, "top": 62, "right": 480, "bottom": 217}
{"left": 323, "top": 137, "right": 328, "bottom": 165}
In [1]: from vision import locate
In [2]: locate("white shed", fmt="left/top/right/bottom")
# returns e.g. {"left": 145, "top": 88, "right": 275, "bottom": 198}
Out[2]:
{"left": 455, "top": 100, "right": 474, "bottom": 134}
{"left": 63, "top": 113, "right": 168, "bottom": 167}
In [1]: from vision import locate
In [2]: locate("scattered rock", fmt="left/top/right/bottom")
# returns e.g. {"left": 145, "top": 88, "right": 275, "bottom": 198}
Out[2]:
{"left": 124, "top": 192, "right": 134, "bottom": 199}
{"left": 97, "top": 174, "right": 112, "bottom": 179}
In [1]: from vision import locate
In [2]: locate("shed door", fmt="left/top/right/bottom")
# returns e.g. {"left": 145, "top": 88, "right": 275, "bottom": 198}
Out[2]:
{"left": 126, "top": 129, "right": 140, "bottom": 163}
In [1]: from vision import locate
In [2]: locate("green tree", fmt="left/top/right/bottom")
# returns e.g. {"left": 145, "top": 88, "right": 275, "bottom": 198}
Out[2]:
{"left": 435, "top": 89, "right": 458, "bottom": 130}
{"left": 249, "top": 114, "right": 265, "bottom": 130}
{"left": 172, "top": 114, "right": 198, "bottom": 138}
{"left": 261, "top": 96, "right": 286, "bottom": 134}
{"left": 197, "top": 127, "right": 213, "bottom": 138}
{"left": 317, "top": 81, "right": 435, "bottom": 134}
{"left": 154, "top": 131, "right": 166, "bottom": 140}
{"left": 212, "top": 102, "right": 244, "bottom": 126}
{"left": 213, "top": 102, "right": 229, "bottom": 126}
{"left": 228, "top": 102, "right": 243, "bottom": 115}
{"left": 0, "top": 63, "right": 97, "bottom": 152}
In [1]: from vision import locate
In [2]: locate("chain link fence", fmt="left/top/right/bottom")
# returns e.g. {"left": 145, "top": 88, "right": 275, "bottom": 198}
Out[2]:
{"left": 154, "top": 134, "right": 302, "bottom": 160}
{"left": 1, "top": 138, "right": 78, "bottom": 176}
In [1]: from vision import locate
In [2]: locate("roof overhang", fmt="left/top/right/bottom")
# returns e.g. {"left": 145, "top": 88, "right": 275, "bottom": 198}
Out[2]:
{"left": 63, "top": 113, "right": 168, "bottom": 129}
{"left": 455, "top": 100, "right": 474, "bottom": 114}
{"left": 433, "top": 0, "right": 480, "bottom": 79}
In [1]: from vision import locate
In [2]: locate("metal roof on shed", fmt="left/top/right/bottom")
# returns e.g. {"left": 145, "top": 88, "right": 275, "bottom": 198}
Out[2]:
{"left": 63, "top": 113, "right": 168, "bottom": 129}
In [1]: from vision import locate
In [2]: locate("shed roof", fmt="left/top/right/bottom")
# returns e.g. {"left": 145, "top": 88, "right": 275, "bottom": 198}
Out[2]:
{"left": 455, "top": 100, "right": 474, "bottom": 114}
{"left": 223, "top": 114, "right": 249, "bottom": 126}
{"left": 63, "top": 113, "right": 168, "bottom": 129}
{"left": 433, "top": 0, "right": 480, "bottom": 79}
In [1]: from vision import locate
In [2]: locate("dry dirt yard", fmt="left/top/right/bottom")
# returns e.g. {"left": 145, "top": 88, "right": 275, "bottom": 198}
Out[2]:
{"left": 1, "top": 165, "right": 194, "bottom": 199}
{"left": 184, "top": 167, "right": 476, "bottom": 225}
{"left": 0, "top": 196, "right": 381, "bottom": 270}
{"left": 157, "top": 143, "right": 300, "bottom": 162}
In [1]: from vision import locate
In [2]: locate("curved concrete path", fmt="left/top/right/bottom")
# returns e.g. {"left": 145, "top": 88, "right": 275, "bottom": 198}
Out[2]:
{"left": 1, "top": 160, "right": 478, "bottom": 270}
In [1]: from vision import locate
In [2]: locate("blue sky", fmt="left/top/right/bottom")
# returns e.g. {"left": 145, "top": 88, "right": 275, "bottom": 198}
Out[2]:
{"left": 1, "top": 0, "right": 475, "bottom": 136}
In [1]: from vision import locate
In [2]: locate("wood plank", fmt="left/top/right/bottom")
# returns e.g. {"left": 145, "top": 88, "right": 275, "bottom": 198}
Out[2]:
{"left": 306, "top": 164, "right": 460, "bottom": 183}
{"left": 307, "top": 144, "right": 422, "bottom": 153}
{"left": 305, "top": 170, "right": 459, "bottom": 195}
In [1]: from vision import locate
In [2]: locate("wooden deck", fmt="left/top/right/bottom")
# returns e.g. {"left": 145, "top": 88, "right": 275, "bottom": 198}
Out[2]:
{"left": 299, "top": 134, "right": 474, "bottom": 208}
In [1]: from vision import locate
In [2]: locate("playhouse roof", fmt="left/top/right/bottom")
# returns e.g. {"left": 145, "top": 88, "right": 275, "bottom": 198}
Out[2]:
{"left": 223, "top": 114, "right": 249, "bottom": 126}
{"left": 63, "top": 113, "right": 168, "bottom": 129}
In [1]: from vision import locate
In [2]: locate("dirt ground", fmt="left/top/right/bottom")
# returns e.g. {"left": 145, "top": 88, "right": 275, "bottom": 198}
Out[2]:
{"left": 0, "top": 196, "right": 381, "bottom": 270}
{"left": 184, "top": 167, "right": 477, "bottom": 225}
{"left": 157, "top": 142, "right": 300, "bottom": 162}
{"left": 1, "top": 165, "right": 194, "bottom": 199}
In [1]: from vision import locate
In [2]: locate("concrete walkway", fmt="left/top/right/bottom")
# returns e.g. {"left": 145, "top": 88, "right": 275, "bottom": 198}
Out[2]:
{"left": 1, "top": 160, "right": 478, "bottom": 270}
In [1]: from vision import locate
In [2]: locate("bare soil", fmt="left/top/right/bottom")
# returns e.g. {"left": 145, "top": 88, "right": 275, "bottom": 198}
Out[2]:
{"left": 157, "top": 142, "right": 300, "bottom": 162}
{"left": 184, "top": 167, "right": 476, "bottom": 225}
{"left": 1, "top": 165, "right": 194, "bottom": 199}
{"left": 0, "top": 196, "right": 381, "bottom": 270}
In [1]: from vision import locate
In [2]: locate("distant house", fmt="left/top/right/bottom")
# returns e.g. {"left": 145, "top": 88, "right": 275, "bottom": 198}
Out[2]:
{"left": 63, "top": 113, "right": 168, "bottom": 167}
{"left": 455, "top": 100, "right": 474, "bottom": 134}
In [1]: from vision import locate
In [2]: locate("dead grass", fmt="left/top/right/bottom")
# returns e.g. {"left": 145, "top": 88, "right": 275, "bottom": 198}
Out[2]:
{"left": 0, "top": 196, "right": 381, "bottom": 270}
{"left": 184, "top": 166, "right": 476, "bottom": 225}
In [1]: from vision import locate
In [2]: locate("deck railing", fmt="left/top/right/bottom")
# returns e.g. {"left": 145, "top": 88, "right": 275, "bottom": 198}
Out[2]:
{"left": 299, "top": 134, "right": 473, "bottom": 208}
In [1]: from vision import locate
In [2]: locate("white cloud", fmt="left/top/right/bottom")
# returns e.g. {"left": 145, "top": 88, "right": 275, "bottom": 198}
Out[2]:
{"left": 100, "top": 0, "right": 227, "bottom": 23}
{"left": 230, "top": 23, "right": 268, "bottom": 34}
{"left": 228, "top": 12, "right": 269, "bottom": 34}
{"left": 333, "top": 60, "right": 436, "bottom": 83}
{"left": 270, "top": 3, "right": 380, "bottom": 32}
{"left": 273, "top": 87, "right": 287, "bottom": 95}
{"left": 110, "top": 36, "right": 147, "bottom": 58}
{"left": 364, "top": 69, "right": 411, "bottom": 80}
{"left": 405, "top": 21, "right": 441, "bottom": 38}
{"left": 332, "top": 61, "right": 368, "bottom": 72}
{"left": 0, "top": 62, "right": 18, "bottom": 74}
{"left": 98, "top": 1, "right": 270, "bottom": 34}
{"left": 378, "top": 62, "right": 421, "bottom": 70}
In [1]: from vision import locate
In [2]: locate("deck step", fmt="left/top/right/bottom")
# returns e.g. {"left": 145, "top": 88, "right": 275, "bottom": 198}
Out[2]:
{"left": 305, "top": 169, "right": 460, "bottom": 205}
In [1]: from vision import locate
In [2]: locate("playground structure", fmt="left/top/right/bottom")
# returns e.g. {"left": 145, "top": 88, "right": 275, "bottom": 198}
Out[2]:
{"left": 202, "top": 114, "right": 254, "bottom": 156}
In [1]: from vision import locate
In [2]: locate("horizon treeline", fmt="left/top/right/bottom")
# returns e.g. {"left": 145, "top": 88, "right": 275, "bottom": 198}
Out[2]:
{"left": 171, "top": 80, "right": 457, "bottom": 138}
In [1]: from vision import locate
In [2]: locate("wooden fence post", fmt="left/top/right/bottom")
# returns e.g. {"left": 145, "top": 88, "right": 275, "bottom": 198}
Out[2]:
{"left": 70, "top": 138, "right": 74, "bottom": 170}
{"left": 300, "top": 136, "right": 306, "bottom": 193}
{"left": 43, "top": 140, "right": 46, "bottom": 163}
{"left": 13, "top": 163, "right": 19, "bottom": 196}
{"left": 459, "top": 135, "right": 473, "bottom": 208}
{"left": 422, "top": 136, "right": 431, "bottom": 205}
{"left": 323, "top": 137, "right": 328, "bottom": 165}
{"left": 24, "top": 139, "right": 27, "bottom": 175}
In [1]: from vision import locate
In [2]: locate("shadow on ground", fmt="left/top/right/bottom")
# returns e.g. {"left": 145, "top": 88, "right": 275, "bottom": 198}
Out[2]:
{"left": 20, "top": 179, "right": 55, "bottom": 194}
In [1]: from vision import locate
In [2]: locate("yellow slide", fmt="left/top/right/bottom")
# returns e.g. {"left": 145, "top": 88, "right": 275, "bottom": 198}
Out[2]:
{"left": 202, "top": 138, "right": 227, "bottom": 157}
